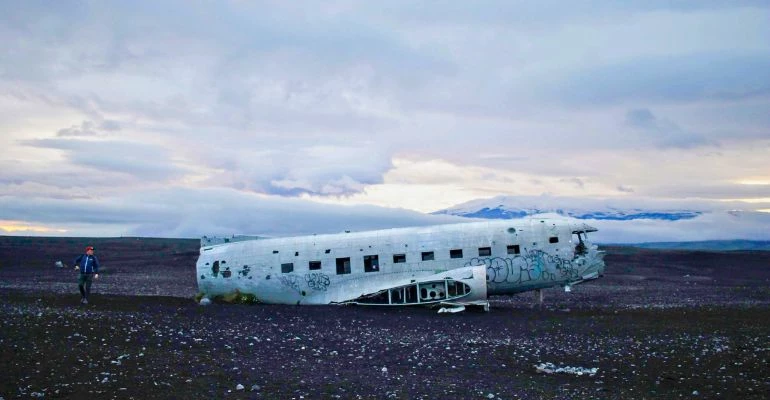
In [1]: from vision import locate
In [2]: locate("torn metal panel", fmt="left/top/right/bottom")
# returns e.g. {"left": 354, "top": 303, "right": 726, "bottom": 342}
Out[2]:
{"left": 344, "top": 265, "right": 488, "bottom": 306}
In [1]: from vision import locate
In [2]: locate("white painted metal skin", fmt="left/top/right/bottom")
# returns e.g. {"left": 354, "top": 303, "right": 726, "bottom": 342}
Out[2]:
{"left": 196, "top": 219, "right": 605, "bottom": 306}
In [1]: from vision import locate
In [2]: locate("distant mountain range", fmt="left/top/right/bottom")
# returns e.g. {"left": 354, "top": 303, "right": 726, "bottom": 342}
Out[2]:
{"left": 431, "top": 196, "right": 770, "bottom": 249}
{"left": 433, "top": 196, "right": 703, "bottom": 221}
{"left": 619, "top": 240, "right": 770, "bottom": 251}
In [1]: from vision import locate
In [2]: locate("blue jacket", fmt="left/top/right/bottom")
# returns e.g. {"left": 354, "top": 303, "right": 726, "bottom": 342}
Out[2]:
{"left": 74, "top": 254, "right": 100, "bottom": 274}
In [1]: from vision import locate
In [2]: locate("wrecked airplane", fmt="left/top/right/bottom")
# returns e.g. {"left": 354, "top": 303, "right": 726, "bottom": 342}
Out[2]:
{"left": 196, "top": 219, "right": 605, "bottom": 310}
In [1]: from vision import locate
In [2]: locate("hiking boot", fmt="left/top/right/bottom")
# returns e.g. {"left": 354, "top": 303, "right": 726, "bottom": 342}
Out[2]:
{"left": 80, "top": 298, "right": 85, "bottom": 304}
{"left": 82, "top": 298, "right": 88, "bottom": 305}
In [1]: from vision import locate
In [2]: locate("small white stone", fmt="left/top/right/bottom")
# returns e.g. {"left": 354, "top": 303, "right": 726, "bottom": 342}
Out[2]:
{"left": 199, "top": 298, "right": 212, "bottom": 306}
{"left": 236, "top": 384, "right": 244, "bottom": 391}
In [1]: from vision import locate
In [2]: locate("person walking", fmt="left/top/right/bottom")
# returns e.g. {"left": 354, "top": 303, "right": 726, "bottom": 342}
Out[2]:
{"left": 73, "top": 246, "right": 100, "bottom": 304}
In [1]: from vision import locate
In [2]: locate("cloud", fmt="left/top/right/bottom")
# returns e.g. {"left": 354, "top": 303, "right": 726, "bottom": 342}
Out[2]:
{"left": 438, "top": 194, "right": 770, "bottom": 242}
{"left": 553, "top": 53, "right": 770, "bottom": 106}
{"left": 560, "top": 178, "right": 585, "bottom": 189}
{"left": 56, "top": 120, "right": 119, "bottom": 137}
{"left": 441, "top": 194, "right": 770, "bottom": 216}
{"left": 625, "top": 109, "right": 656, "bottom": 129}
{"left": 644, "top": 183, "right": 770, "bottom": 199}
{"left": 191, "top": 144, "right": 394, "bottom": 197}
{"left": 1, "top": 1, "right": 770, "bottom": 237}
{"left": 625, "top": 108, "right": 712, "bottom": 149}
{"left": 22, "top": 138, "right": 186, "bottom": 181}
{"left": 0, "top": 187, "right": 467, "bottom": 237}
{"left": 589, "top": 211, "right": 770, "bottom": 243}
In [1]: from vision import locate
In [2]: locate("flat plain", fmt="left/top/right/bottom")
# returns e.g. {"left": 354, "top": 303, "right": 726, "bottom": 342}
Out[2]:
{"left": 1, "top": 236, "right": 768, "bottom": 399}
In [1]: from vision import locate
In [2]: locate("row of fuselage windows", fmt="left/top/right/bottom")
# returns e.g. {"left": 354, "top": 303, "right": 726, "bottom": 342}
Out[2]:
{"left": 280, "top": 244, "right": 525, "bottom": 275}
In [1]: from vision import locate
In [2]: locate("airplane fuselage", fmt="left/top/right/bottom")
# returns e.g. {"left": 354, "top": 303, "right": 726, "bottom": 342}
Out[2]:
{"left": 196, "top": 219, "right": 605, "bottom": 305}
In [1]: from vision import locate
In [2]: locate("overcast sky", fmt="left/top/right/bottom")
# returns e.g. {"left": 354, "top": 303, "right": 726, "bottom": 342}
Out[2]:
{"left": 1, "top": 1, "right": 769, "bottom": 239}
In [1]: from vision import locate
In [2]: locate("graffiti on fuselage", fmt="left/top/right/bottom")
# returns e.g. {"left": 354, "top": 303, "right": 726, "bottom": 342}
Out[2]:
{"left": 277, "top": 273, "right": 332, "bottom": 293}
{"left": 305, "top": 272, "right": 331, "bottom": 291}
{"left": 278, "top": 274, "right": 302, "bottom": 293}
{"left": 466, "top": 249, "right": 581, "bottom": 284}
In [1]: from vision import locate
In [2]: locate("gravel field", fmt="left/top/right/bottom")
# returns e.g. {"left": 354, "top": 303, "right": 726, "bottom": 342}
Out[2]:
{"left": 1, "top": 236, "right": 769, "bottom": 399}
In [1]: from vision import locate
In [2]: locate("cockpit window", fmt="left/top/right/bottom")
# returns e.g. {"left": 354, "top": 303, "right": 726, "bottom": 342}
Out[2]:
{"left": 574, "top": 232, "right": 587, "bottom": 255}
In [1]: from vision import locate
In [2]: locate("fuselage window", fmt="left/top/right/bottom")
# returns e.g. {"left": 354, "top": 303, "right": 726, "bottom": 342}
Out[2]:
{"left": 281, "top": 263, "right": 294, "bottom": 273}
{"left": 393, "top": 254, "right": 406, "bottom": 263}
{"left": 549, "top": 237, "right": 559, "bottom": 244}
{"left": 450, "top": 249, "right": 463, "bottom": 259}
{"left": 363, "top": 255, "right": 379, "bottom": 272}
{"left": 421, "top": 251, "right": 435, "bottom": 261}
{"left": 309, "top": 261, "right": 321, "bottom": 270}
{"left": 336, "top": 257, "right": 351, "bottom": 275}
{"left": 478, "top": 247, "right": 491, "bottom": 257}
{"left": 212, "top": 260, "right": 220, "bottom": 277}
{"left": 507, "top": 245, "right": 521, "bottom": 255}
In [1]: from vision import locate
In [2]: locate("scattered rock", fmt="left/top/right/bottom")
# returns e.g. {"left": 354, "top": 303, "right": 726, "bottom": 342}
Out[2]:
{"left": 535, "top": 362, "right": 599, "bottom": 376}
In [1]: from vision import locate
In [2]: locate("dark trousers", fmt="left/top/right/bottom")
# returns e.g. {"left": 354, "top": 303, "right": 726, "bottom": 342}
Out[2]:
{"left": 78, "top": 273, "right": 94, "bottom": 299}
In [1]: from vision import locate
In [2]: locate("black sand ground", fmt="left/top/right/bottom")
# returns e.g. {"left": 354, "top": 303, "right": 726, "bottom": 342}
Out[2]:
{"left": 1, "top": 236, "right": 768, "bottom": 399}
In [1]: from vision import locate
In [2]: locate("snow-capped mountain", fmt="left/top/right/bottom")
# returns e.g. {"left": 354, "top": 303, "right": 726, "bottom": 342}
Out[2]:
{"left": 432, "top": 196, "right": 703, "bottom": 221}
{"left": 431, "top": 195, "right": 770, "bottom": 243}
